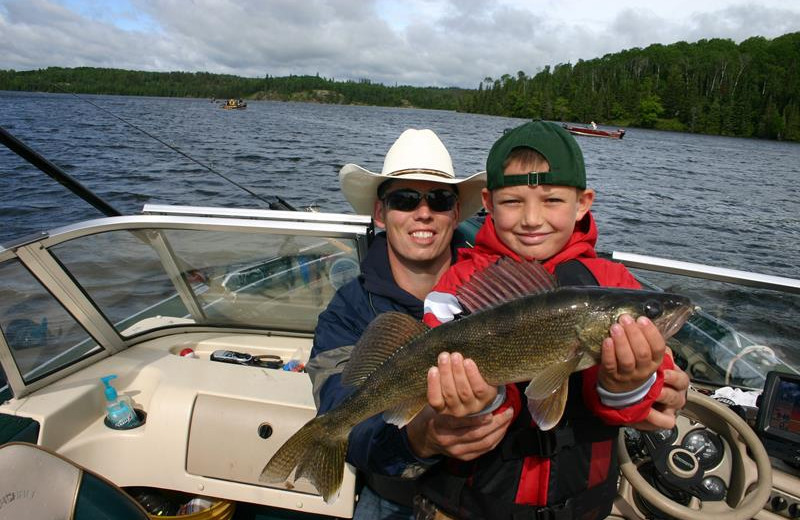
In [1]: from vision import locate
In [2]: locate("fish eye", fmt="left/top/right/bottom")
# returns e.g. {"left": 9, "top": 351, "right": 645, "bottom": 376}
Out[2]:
{"left": 644, "top": 300, "right": 663, "bottom": 319}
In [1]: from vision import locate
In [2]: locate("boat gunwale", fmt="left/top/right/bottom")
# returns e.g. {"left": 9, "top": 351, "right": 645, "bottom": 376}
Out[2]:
{"left": 613, "top": 251, "right": 800, "bottom": 294}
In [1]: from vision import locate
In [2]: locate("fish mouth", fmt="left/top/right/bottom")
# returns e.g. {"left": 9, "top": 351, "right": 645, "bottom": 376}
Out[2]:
{"left": 660, "top": 306, "right": 694, "bottom": 339}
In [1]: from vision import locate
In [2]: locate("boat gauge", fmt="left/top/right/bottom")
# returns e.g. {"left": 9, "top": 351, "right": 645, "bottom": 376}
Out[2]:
{"left": 647, "top": 426, "right": 678, "bottom": 447}
{"left": 681, "top": 429, "right": 724, "bottom": 469}
{"left": 697, "top": 475, "right": 727, "bottom": 501}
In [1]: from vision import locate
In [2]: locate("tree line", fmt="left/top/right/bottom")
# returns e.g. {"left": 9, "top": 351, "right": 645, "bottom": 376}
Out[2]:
{"left": 1, "top": 31, "right": 798, "bottom": 141}
{"left": 0, "top": 67, "right": 469, "bottom": 111}
{"left": 462, "top": 32, "right": 800, "bottom": 141}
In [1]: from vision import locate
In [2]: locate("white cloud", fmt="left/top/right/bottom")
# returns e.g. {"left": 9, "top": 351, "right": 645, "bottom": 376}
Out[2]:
{"left": 1, "top": 0, "right": 798, "bottom": 87}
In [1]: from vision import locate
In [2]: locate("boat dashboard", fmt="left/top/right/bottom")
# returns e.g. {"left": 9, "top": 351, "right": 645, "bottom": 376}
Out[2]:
{"left": 612, "top": 375, "right": 799, "bottom": 520}
{"left": 0, "top": 206, "right": 797, "bottom": 519}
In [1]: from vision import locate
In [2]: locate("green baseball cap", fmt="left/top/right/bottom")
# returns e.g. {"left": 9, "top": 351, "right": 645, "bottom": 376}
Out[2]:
{"left": 486, "top": 121, "right": 586, "bottom": 190}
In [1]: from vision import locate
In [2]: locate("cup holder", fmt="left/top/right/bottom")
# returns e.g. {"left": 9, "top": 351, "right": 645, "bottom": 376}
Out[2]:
{"left": 104, "top": 409, "right": 147, "bottom": 430}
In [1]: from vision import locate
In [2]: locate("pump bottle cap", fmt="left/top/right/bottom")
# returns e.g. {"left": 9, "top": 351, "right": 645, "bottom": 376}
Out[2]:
{"left": 100, "top": 374, "right": 119, "bottom": 401}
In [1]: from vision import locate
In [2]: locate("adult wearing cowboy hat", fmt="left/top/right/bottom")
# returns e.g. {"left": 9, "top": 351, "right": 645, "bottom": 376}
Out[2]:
{"left": 339, "top": 128, "right": 485, "bottom": 302}
{"left": 307, "top": 129, "right": 511, "bottom": 519}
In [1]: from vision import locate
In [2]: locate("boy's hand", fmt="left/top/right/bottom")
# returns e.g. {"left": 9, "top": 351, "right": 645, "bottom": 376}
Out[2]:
{"left": 406, "top": 352, "right": 514, "bottom": 460}
{"left": 598, "top": 314, "right": 666, "bottom": 394}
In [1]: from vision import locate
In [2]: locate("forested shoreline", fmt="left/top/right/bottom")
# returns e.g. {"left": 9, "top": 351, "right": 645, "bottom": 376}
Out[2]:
{"left": 2, "top": 32, "right": 798, "bottom": 141}
{"left": 0, "top": 68, "right": 470, "bottom": 111}
{"left": 465, "top": 32, "right": 800, "bottom": 141}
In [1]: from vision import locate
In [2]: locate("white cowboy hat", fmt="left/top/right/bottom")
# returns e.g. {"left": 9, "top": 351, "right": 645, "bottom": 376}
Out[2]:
{"left": 339, "top": 129, "right": 486, "bottom": 222}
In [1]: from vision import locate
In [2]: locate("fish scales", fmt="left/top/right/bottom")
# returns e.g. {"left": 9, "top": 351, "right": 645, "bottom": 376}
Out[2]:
{"left": 425, "top": 287, "right": 619, "bottom": 382}
{"left": 330, "top": 287, "right": 599, "bottom": 426}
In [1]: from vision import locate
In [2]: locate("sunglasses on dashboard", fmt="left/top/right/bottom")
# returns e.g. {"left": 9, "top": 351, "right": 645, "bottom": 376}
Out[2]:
{"left": 382, "top": 188, "right": 458, "bottom": 212}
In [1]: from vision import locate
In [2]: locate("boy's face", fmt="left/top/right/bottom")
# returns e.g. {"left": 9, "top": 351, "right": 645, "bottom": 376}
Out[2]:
{"left": 373, "top": 179, "right": 460, "bottom": 267}
{"left": 482, "top": 158, "right": 594, "bottom": 261}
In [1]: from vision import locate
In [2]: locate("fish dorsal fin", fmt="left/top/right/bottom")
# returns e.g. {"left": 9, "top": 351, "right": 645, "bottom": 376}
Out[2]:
{"left": 341, "top": 312, "right": 429, "bottom": 387}
{"left": 456, "top": 258, "right": 557, "bottom": 313}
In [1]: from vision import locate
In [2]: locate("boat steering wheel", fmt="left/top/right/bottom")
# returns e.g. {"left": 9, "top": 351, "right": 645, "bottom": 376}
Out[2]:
{"left": 617, "top": 390, "right": 773, "bottom": 520}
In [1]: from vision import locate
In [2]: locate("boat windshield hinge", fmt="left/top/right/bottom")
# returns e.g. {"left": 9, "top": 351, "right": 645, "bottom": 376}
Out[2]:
{"left": 2, "top": 231, "right": 49, "bottom": 252}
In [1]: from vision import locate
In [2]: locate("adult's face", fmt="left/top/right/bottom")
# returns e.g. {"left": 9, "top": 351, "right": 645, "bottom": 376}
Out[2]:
{"left": 373, "top": 179, "right": 460, "bottom": 269}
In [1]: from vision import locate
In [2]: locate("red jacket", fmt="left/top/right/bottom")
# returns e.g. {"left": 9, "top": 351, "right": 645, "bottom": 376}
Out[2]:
{"left": 426, "top": 211, "right": 641, "bottom": 316}
{"left": 418, "top": 212, "right": 672, "bottom": 519}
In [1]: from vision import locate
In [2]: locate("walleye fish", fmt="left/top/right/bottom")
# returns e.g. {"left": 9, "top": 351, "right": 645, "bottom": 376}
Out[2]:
{"left": 260, "top": 259, "right": 692, "bottom": 502}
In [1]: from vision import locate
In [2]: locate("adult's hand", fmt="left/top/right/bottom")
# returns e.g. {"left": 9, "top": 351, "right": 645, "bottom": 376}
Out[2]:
{"left": 598, "top": 314, "right": 666, "bottom": 393}
{"left": 631, "top": 360, "right": 690, "bottom": 431}
{"left": 406, "top": 352, "right": 514, "bottom": 460}
{"left": 407, "top": 405, "right": 514, "bottom": 460}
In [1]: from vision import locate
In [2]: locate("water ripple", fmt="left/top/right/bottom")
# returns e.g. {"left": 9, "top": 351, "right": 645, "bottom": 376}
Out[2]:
{"left": 1, "top": 91, "right": 798, "bottom": 353}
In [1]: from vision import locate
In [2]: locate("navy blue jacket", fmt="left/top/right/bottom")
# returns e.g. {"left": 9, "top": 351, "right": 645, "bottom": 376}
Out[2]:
{"left": 311, "top": 233, "right": 437, "bottom": 477}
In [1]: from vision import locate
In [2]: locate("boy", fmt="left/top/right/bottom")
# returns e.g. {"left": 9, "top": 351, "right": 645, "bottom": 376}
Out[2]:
{"left": 416, "top": 121, "right": 674, "bottom": 520}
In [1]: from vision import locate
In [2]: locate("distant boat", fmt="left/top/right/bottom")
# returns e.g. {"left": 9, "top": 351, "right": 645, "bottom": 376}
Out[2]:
{"left": 563, "top": 123, "right": 625, "bottom": 139}
{"left": 221, "top": 98, "right": 247, "bottom": 110}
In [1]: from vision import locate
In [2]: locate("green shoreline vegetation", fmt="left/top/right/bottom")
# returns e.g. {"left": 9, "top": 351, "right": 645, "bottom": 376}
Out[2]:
{"left": 1, "top": 32, "right": 798, "bottom": 142}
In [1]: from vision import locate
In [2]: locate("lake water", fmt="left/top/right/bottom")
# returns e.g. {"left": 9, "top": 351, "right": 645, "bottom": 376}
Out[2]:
{"left": 1, "top": 91, "right": 799, "bottom": 361}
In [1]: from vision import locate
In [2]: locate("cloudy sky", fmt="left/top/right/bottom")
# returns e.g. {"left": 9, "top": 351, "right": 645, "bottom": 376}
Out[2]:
{"left": 2, "top": 0, "right": 799, "bottom": 88}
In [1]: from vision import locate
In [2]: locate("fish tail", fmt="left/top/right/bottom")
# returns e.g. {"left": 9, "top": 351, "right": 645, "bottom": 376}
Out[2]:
{"left": 259, "top": 416, "right": 347, "bottom": 503}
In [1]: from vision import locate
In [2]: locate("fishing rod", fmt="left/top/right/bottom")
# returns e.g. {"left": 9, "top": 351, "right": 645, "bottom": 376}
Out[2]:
{"left": 49, "top": 86, "right": 289, "bottom": 210}
{"left": 0, "top": 125, "right": 122, "bottom": 217}
{"left": 1, "top": 124, "right": 213, "bottom": 320}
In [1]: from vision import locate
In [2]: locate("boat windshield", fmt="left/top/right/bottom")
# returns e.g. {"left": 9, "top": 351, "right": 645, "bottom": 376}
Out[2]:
{"left": 628, "top": 266, "right": 799, "bottom": 390}
{"left": 0, "top": 216, "right": 797, "bottom": 399}
{"left": 0, "top": 220, "right": 364, "bottom": 389}
{"left": 0, "top": 259, "right": 102, "bottom": 383}
{"left": 51, "top": 228, "right": 359, "bottom": 336}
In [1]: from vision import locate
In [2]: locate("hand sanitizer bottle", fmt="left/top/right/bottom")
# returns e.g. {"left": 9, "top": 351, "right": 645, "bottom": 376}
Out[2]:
{"left": 101, "top": 375, "right": 141, "bottom": 429}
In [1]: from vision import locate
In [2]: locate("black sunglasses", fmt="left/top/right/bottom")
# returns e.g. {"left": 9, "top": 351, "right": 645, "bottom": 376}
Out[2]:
{"left": 382, "top": 188, "right": 458, "bottom": 212}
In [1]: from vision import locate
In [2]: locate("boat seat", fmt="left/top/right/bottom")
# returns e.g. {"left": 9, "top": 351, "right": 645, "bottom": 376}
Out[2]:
{"left": 0, "top": 442, "right": 149, "bottom": 519}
